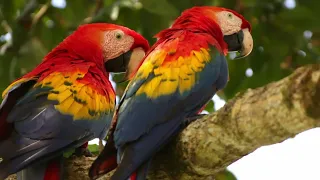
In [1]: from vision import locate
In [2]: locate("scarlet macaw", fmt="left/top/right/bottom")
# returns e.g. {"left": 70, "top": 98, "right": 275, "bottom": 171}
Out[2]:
{"left": 90, "top": 6, "right": 253, "bottom": 180}
{"left": 0, "top": 23, "right": 149, "bottom": 180}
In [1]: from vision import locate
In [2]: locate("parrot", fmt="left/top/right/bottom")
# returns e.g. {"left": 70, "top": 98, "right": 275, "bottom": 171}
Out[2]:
{"left": 89, "top": 6, "right": 253, "bottom": 180}
{"left": 0, "top": 23, "right": 149, "bottom": 180}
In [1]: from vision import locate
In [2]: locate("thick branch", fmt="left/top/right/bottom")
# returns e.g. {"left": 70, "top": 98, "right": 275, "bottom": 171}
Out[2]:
{"left": 149, "top": 64, "right": 320, "bottom": 179}
{"left": 6, "top": 64, "right": 320, "bottom": 180}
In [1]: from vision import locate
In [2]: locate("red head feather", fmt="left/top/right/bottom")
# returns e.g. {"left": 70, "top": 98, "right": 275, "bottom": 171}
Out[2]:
{"left": 16, "top": 23, "right": 149, "bottom": 91}
{"left": 154, "top": 6, "right": 251, "bottom": 55}
{"left": 44, "top": 23, "right": 149, "bottom": 66}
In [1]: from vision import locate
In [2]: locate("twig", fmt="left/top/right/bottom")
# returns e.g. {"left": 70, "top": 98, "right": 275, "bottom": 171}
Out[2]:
{"left": 17, "top": 0, "right": 38, "bottom": 29}
{"left": 32, "top": 2, "right": 51, "bottom": 27}
{"left": 83, "top": 0, "right": 105, "bottom": 24}
{"left": 1, "top": 21, "right": 12, "bottom": 33}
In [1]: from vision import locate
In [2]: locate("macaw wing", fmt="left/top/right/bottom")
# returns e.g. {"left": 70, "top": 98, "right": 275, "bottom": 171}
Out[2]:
{"left": 0, "top": 70, "right": 114, "bottom": 178}
{"left": 0, "top": 77, "right": 37, "bottom": 140}
{"left": 113, "top": 44, "right": 228, "bottom": 147}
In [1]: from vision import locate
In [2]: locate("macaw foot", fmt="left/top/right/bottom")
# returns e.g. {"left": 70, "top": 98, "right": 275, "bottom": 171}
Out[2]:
{"left": 74, "top": 142, "right": 93, "bottom": 157}
{"left": 183, "top": 114, "right": 206, "bottom": 127}
{"left": 74, "top": 147, "right": 93, "bottom": 157}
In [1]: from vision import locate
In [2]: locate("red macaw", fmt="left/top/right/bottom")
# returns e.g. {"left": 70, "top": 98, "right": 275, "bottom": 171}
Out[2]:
{"left": 89, "top": 6, "right": 253, "bottom": 180}
{"left": 0, "top": 23, "right": 149, "bottom": 180}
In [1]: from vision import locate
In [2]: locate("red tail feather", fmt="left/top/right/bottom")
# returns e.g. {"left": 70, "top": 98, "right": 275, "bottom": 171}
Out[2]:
{"left": 197, "top": 104, "right": 206, "bottom": 114}
{"left": 129, "top": 171, "right": 137, "bottom": 180}
{"left": 89, "top": 153, "right": 118, "bottom": 179}
{"left": 80, "top": 142, "right": 88, "bottom": 148}
{"left": 44, "top": 160, "right": 60, "bottom": 180}
{"left": 97, "top": 155, "right": 117, "bottom": 175}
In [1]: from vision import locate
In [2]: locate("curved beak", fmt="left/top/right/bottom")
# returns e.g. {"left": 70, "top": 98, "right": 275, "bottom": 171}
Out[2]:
{"left": 125, "top": 47, "right": 146, "bottom": 80}
{"left": 223, "top": 28, "right": 253, "bottom": 59}
{"left": 104, "top": 47, "right": 145, "bottom": 82}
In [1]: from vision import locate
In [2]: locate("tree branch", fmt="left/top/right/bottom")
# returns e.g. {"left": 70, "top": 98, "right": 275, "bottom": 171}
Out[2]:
{"left": 6, "top": 64, "right": 320, "bottom": 180}
{"left": 148, "top": 64, "right": 320, "bottom": 180}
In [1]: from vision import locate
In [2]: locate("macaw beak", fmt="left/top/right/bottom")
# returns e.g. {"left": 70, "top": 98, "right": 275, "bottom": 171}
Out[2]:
{"left": 104, "top": 47, "right": 145, "bottom": 81}
{"left": 124, "top": 47, "right": 146, "bottom": 80}
{"left": 223, "top": 28, "right": 253, "bottom": 59}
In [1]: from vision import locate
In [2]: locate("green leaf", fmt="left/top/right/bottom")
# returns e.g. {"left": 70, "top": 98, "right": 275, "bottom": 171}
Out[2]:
{"left": 140, "top": 0, "right": 178, "bottom": 17}
{"left": 88, "top": 144, "right": 100, "bottom": 155}
{"left": 215, "top": 169, "right": 237, "bottom": 180}
{"left": 205, "top": 100, "right": 215, "bottom": 113}
{"left": 63, "top": 148, "right": 75, "bottom": 158}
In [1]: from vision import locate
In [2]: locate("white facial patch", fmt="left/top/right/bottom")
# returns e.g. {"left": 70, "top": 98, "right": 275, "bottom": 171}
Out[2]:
{"left": 215, "top": 11, "right": 242, "bottom": 36}
{"left": 102, "top": 30, "right": 134, "bottom": 60}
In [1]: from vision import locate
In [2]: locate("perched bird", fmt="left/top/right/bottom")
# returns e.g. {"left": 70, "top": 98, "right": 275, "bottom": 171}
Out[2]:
{"left": 89, "top": 6, "right": 253, "bottom": 180}
{"left": 0, "top": 23, "right": 149, "bottom": 180}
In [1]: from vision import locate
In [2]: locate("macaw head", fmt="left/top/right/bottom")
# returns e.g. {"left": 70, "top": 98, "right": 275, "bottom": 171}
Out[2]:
{"left": 46, "top": 23, "right": 149, "bottom": 77}
{"left": 165, "top": 6, "right": 253, "bottom": 58}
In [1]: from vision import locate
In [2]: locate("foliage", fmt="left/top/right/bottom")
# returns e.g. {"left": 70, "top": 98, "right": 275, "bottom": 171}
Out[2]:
{"left": 215, "top": 169, "right": 238, "bottom": 180}
{"left": 0, "top": 0, "right": 319, "bottom": 179}
{"left": 87, "top": 144, "right": 100, "bottom": 155}
{"left": 0, "top": 0, "right": 319, "bottom": 99}
{"left": 63, "top": 148, "right": 75, "bottom": 158}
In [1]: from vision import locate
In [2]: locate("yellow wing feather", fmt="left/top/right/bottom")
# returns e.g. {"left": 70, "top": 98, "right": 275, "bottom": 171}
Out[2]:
{"left": 36, "top": 72, "right": 114, "bottom": 120}
{"left": 134, "top": 48, "right": 211, "bottom": 98}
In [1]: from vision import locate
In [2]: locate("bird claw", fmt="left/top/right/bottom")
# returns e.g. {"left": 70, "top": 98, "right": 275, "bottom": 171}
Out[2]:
{"left": 182, "top": 114, "right": 206, "bottom": 128}
{"left": 74, "top": 147, "right": 94, "bottom": 157}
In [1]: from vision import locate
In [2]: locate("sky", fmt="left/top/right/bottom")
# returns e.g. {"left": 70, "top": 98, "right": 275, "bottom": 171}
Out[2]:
{"left": 38, "top": 0, "right": 320, "bottom": 179}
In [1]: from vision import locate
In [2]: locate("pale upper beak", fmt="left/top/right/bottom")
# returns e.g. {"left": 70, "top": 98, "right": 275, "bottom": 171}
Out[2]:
{"left": 238, "top": 28, "right": 253, "bottom": 59}
{"left": 104, "top": 47, "right": 146, "bottom": 81}
{"left": 125, "top": 47, "right": 145, "bottom": 79}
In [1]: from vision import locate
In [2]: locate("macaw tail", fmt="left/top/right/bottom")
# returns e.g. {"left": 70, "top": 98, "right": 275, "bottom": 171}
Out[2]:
{"left": 129, "top": 172, "right": 137, "bottom": 180}
{"left": 0, "top": 139, "right": 70, "bottom": 179}
{"left": 89, "top": 140, "right": 118, "bottom": 179}
{"left": 111, "top": 116, "right": 183, "bottom": 180}
{"left": 0, "top": 132, "right": 93, "bottom": 179}
{"left": 16, "top": 155, "right": 64, "bottom": 180}
{"left": 129, "top": 159, "right": 152, "bottom": 180}
{"left": 14, "top": 142, "right": 91, "bottom": 180}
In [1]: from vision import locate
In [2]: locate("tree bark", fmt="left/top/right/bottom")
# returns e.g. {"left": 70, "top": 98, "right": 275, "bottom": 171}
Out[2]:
{"left": 6, "top": 64, "right": 320, "bottom": 180}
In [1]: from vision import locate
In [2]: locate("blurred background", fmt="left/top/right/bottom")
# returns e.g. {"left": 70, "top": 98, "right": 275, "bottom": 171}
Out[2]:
{"left": 0, "top": 0, "right": 319, "bottom": 180}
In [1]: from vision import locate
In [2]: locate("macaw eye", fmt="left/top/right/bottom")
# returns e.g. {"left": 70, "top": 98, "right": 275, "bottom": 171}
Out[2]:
{"left": 227, "top": 13, "right": 233, "bottom": 19}
{"left": 116, "top": 33, "right": 122, "bottom": 39}
{"left": 115, "top": 31, "right": 124, "bottom": 40}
